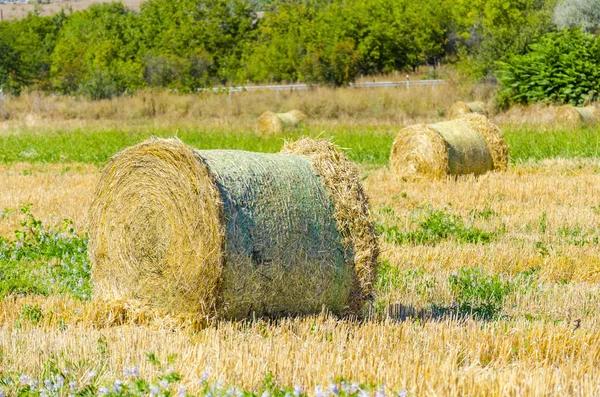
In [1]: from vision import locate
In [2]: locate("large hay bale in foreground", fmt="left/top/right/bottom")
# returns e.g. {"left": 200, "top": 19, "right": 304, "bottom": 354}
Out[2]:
{"left": 449, "top": 101, "right": 488, "bottom": 119}
{"left": 257, "top": 110, "right": 307, "bottom": 134}
{"left": 391, "top": 114, "right": 508, "bottom": 179}
{"left": 88, "top": 138, "right": 377, "bottom": 320}
{"left": 554, "top": 105, "right": 598, "bottom": 128}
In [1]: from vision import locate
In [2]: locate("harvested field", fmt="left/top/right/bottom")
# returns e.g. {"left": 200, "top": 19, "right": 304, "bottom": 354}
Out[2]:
{"left": 2, "top": 99, "right": 600, "bottom": 395}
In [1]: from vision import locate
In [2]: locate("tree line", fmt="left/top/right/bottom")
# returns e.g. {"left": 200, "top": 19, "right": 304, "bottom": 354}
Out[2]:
{"left": 0, "top": 0, "right": 596, "bottom": 102}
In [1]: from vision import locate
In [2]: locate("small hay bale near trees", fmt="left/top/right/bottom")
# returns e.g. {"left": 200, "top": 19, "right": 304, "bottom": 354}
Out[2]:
{"left": 554, "top": 105, "right": 599, "bottom": 128}
{"left": 257, "top": 110, "right": 307, "bottom": 134}
{"left": 449, "top": 101, "right": 489, "bottom": 119}
{"left": 390, "top": 114, "right": 508, "bottom": 179}
{"left": 88, "top": 138, "right": 377, "bottom": 321}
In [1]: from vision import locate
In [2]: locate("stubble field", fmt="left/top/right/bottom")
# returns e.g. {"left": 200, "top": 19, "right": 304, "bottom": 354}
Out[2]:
{"left": 1, "top": 86, "right": 600, "bottom": 396}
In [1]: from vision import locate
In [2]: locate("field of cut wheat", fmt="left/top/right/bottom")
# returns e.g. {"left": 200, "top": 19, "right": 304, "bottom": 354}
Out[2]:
{"left": 1, "top": 88, "right": 600, "bottom": 396}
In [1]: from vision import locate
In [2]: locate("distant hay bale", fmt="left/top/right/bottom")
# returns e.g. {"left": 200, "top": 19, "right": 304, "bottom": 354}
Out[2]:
{"left": 554, "top": 105, "right": 598, "bottom": 128}
{"left": 257, "top": 110, "right": 307, "bottom": 134}
{"left": 449, "top": 101, "right": 488, "bottom": 119}
{"left": 89, "top": 138, "right": 377, "bottom": 320}
{"left": 391, "top": 114, "right": 508, "bottom": 179}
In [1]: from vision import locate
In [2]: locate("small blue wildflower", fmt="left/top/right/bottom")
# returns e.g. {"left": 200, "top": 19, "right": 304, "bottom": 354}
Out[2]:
{"left": 177, "top": 385, "right": 187, "bottom": 397}
{"left": 329, "top": 383, "right": 340, "bottom": 395}
{"left": 201, "top": 370, "right": 210, "bottom": 382}
{"left": 55, "top": 375, "right": 65, "bottom": 389}
{"left": 19, "top": 375, "right": 28, "bottom": 385}
{"left": 315, "top": 385, "right": 325, "bottom": 397}
{"left": 132, "top": 366, "right": 140, "bottom": 378}
{"left": 150, "top": 385, "right": 160, "bottom": 395}
{"left": 160, "top": 379, "right": 169, "bottom": 389}
{"left": 375, "top": 385, "right": 385, "bottom": 397}
{"left": 97, "top": 386, "right": 110, "bottom": 396}
{"left": 29, "top": 380, "right": 38, "bottom": 391}
{"left": 69, "top": 381, "right": 77, "bottom": 391}
{"left": 397, "top": 391, "right": 408, "bottom": 397}
{"left": 88, "top": 371, "right": 97, "bottom": 380}
{"left": 44, "top": 379, "right": 52, "bottom": 390}
{"left": 293, "top": 385, "right": 303, "bottom": 396}
{"left": 113, "top": 379, "right": 123, "bottom": 393}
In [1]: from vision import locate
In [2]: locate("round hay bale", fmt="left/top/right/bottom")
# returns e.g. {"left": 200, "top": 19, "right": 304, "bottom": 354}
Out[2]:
{"left": 89, "top": 138, "right": 377, "bottom": 320}
{"left": 257, "top": 110, "right": 307, "bottom": 135}
{"left": 449, "top": 101, "right": 488, "bottom": 119}
{"left": 257, "top": 111, "right": 284, "bottom": 135}
{"left": 391, "top": 114, "right": 508, "bottom": 179}
{"left": 554, "top": 105, "right": 598, "bottom": 128}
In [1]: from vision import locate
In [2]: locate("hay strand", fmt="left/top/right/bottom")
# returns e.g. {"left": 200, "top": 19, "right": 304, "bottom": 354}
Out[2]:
{"left": 449, "top": 101, "right": 488, "bottom": 119}
{"left": 89, "top": 138, "right": 373, "bottom": 320}
{"left": 391, "top": 114, "right": 508, "bottom": 179}
{"left": 554, "top": 105, "right": 598, "bottom": 128}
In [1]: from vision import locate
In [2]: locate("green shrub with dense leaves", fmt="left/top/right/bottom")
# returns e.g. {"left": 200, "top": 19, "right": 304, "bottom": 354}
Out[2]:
{"left": 498, "top": 28, "right": 600, "bottom": 106}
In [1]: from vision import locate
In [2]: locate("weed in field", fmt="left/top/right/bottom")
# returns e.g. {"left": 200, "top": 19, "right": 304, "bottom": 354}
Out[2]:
{"left": 0, "top": 205, "right": 90, "bottom": 300}
{"left": 376, "top": 207, "right": 497, "bottom": 246}
{"left": 449, "top": 268, "right": 513, "bottom": 319}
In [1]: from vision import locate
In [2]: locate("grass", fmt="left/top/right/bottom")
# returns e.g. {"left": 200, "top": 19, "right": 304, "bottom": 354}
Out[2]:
{"left": 0, "top": 127, "right": 395, "bottom": 166}
{"left": 2, "top": 125, "right": 600, "bottom": 167}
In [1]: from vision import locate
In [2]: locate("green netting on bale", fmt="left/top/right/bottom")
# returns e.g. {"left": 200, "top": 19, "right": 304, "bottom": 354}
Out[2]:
{"left": 198, "top": 150, "right": 352, "bottom": 318}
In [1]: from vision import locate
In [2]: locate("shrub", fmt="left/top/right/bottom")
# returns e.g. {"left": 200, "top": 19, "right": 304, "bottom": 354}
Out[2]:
{"left": 497, "top": 28, "right": 600, "bottom": 106}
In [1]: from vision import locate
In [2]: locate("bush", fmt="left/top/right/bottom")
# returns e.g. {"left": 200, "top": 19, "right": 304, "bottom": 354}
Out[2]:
{"left": 497, "top": 28, "right": 600, "bottom": 106}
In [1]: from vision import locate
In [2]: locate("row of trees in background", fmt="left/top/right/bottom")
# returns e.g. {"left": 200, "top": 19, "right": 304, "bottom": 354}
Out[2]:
{"left": 0, "top": 0, "right": 598, "bottom": 103}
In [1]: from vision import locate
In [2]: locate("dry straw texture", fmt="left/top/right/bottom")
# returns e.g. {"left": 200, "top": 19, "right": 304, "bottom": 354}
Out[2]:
{"left": 554, "top": 105, "right": 598, "bottom": 128}
{"left": 281, "top": 138, "right": 379, "bottom": 313}
{"left": 256, "top": 110, "right": 307, "bottom": 134}
{"left": 448, "top": 101, "right": 488, "bottom": 119}
{"left": 390, "top": 114, "right": 508, "bottom": 179}
{"left": 89, "top": 138, "right": 376, "bottom": 321}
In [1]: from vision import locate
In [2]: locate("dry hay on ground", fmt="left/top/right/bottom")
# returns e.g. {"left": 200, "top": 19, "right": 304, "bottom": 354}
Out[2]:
{"left": 554, "top": 105, "right": 599, "bottom": 128}
{"left": 88, "top": 138, "right": 377, "bottom": 321}
{"left": 390, "top": 114, "right": 508, "bottom": 179}
{"left": 256, "top": 110, "right": 307, "bottom": 134}
{"left": 448, "top": 101, "right": 488, "bottom": 119}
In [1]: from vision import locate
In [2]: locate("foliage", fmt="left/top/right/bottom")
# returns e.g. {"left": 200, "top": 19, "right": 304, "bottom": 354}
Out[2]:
{"left": 0, "top": 12, "right": 67, "bottom": 94}
{"left": 449, "top": 267, "right": 513, "bottom": 319}
{"left": 497, "top": 28, "right": 600, "bottom": 106}
{"left": 554, "top": 0, "right": 600, "bottom": 33}
{"left": 376, "top": 207, "right": 497, "bottom": 246}
{"left": 449, "top": 0, "right": 555, "bottom": 79}
{"left": 0, "top": 205, "right": 90, "bottom": 300}
{"left": 50, "top": 3, "right": 145, "bottom": 99}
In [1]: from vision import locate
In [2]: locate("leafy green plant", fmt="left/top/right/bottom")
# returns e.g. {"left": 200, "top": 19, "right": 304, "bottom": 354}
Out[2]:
{"left": 0, "top": 205, "right": 91, "bottom": 299}
{"left": 449, "top": 267, "right": 513, "bottom": 319}
{"left": 377, "top": 207, "right": 496, "bottom": 246}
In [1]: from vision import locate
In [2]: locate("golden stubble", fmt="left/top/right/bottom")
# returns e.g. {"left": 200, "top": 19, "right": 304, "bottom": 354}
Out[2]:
{"left": 2, "top": 159, "right": 600, "bottom": 395}
{"left": 0, "top": 163, "right": 100, "bottom": 236}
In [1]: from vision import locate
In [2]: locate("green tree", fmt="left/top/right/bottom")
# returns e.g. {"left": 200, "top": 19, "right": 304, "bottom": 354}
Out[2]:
{"left": 50, "top": 3, "right": 144, "bottom": 99}
{"left": 0, "top": 11, "right": 66, "bottom": 94}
